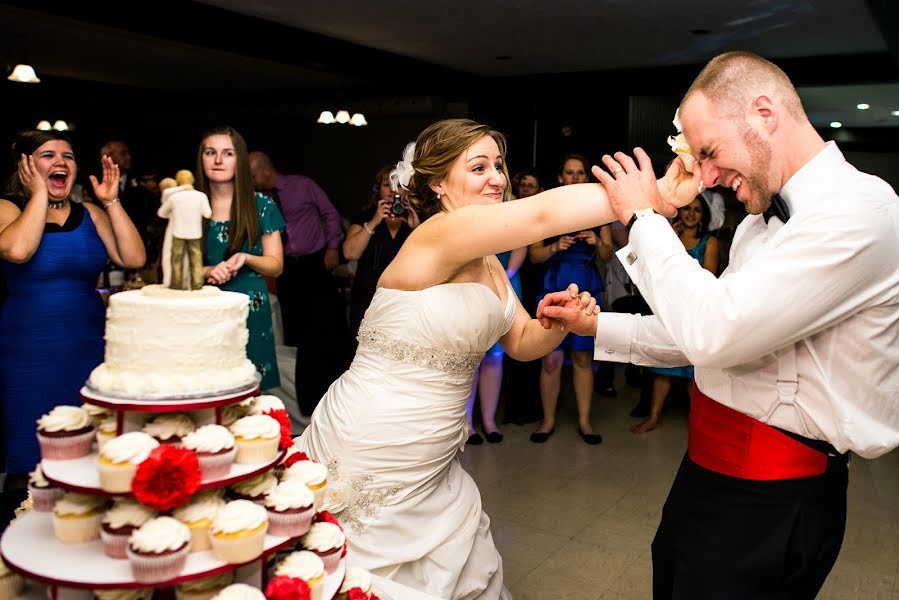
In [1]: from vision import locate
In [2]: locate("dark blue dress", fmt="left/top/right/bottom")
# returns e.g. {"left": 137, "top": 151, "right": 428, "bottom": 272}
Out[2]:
{"left": 0, "top": 202, "right": 107, "bottom": 473}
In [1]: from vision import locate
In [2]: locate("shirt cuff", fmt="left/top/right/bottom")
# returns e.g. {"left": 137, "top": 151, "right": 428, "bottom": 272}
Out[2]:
{"left": 616, "top": 213, "right": 683, "bottom": 285}
{"left": 594, "top": 312, "right": 636, "bottom": 363}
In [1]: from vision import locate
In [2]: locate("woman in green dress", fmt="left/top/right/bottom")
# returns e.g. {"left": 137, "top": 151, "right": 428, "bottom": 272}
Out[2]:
{"left": 197, "top": 126, "right": 285, "bottom": 391}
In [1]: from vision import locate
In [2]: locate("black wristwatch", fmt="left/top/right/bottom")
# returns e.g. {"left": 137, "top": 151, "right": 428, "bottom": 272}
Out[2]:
{"left": 626, "top": 207, "right": 657, "bottom": 232}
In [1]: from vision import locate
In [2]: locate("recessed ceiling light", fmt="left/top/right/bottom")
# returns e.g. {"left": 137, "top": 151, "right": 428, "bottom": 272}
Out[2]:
{"left": 892, "top": 110, "right": 899, "bottom": 117}
{"left": 830, "top": 121, "right": 842, "bottom": 128}
{"left": 856, "top": 103, "right": 870, "bottom": 110}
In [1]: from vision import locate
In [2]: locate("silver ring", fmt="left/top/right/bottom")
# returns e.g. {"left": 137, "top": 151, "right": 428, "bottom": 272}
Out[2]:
{"left": 612, "top": 168, "right": 623, "bottom": 175}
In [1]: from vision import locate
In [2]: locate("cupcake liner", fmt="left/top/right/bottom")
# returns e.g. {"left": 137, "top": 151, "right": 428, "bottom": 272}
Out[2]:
{"left": 317, "top": 547, "right": 342, "bottom": 574}
{"left": 98, "top": 462, "right": 138, "bottom": 494}
{"left": 234, "top": 437, "right": 279, "bottom": 465}
{"left": 127, "top": 543, "right": 190, "bottom": 583}
{"left": 187, "top": 524, "right": 212, "bottom": 553}
{"left": 53, "top": 512, "right": 102, "bottom": 544}
{"left": 29, "top": 485, "right": 65, "bottom": 512}
{"left": 210, "top": 525, "right": 267, "bottom": 564}
{"left": 38, "top": 428, "right": 96, "bottom": 460}
{"left": 197, "top": 447, "right": 237, "bottom": 480}
{"left": 266, "top": 506, "right": 314, "bottom": 537}
{"left": 100, "top": 528, "right": 131, "bottom": 559}
{"left": 0, "top": 572, "right": 24, "bottom": 600}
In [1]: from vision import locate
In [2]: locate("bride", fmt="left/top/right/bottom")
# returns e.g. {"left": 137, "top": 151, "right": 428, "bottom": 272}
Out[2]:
{"left": 298, "top": 119, "right": 696, "bottom": 599}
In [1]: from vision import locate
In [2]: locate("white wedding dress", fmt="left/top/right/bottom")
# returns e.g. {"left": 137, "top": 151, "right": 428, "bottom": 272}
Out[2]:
{"left": 299, "top": 282, "right": 515, "bottom": 600}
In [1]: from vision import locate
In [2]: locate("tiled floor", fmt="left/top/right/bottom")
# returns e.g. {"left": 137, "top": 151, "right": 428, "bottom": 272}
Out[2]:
{"left": 460, "top": 374, "right": 899, "bottom": 600}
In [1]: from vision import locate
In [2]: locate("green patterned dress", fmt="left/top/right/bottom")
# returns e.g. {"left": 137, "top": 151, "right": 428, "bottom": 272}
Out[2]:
{"left": 206, "top": 193, "right": 285, "bottom": 390}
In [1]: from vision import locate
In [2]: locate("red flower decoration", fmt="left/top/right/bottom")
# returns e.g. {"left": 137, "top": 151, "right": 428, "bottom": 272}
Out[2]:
{"left": 283, "top": 451, "right": 310, "bottom": 469}
{"left": 346, "top": 588, "right": 369, "bottom": 600}
{"left": 313, "top": 510, "right": 344, "bottom": 531}
{"left": 265, "top": 576, "right": 310, "bottom": 600}
{"left": 132, "top": 445, "right": 201, "bottom": 511}
{"left": 264, "top": 409, "right": 293, "bottom": 450}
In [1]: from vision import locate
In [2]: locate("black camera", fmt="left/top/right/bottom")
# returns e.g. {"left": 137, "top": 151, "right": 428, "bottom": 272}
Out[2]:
{"left": 390, "top": 193, "right": 405, "bottom": 216}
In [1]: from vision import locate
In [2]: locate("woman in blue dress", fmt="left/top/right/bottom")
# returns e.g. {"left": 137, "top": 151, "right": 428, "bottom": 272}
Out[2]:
{"left": 198, "top": 127, "right": 285, "bottom": 391}
{"left": 0, "top": 130, "right": 145, "bottom": 513}
{"left": 529, "top": 154, "right": 613, "bottom": 445}
{"left": 631, "top": 194, "right": 719, "bottom": 433}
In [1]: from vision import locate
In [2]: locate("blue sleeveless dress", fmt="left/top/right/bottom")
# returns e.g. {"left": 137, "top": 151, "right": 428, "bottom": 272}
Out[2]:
{"left": 0, "top": 202, "right": 107, "bottom": 473}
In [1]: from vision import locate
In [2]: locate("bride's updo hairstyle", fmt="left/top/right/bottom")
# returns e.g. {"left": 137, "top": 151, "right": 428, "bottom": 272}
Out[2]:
{"left": 399, "top": 119, "right": 509, "bottom": 219}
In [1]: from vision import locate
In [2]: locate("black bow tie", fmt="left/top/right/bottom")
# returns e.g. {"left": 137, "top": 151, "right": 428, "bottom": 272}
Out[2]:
{"left": 763, "top": 194, "right": 790, "bottom": 224}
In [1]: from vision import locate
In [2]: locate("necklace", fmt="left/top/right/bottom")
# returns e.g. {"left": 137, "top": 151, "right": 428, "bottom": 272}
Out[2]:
{"left": 47, "top": 199, "right": 68, "bottom": 210}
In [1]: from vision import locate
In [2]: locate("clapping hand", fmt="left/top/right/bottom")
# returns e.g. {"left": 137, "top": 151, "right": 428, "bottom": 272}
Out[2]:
{"left": 89, "top": 155, "right": 121, "bottom": 206}
{"left": 17, "top": 154, "right": 47, "bottom": 200}
{"left": 536, "top": 283, "right": 600, "bottom": 334}
{"left": 207, "top": 253, "right": 246, "bottom": 285}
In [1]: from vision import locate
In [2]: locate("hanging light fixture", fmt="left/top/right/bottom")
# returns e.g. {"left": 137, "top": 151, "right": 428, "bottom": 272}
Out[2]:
{"left": 36, "top": 120, "right": 52, "bottom": 131}
{"left": 8, "top": 64, "right": 41, "bottom": 83}
{"left": 350, "top": 113, "right": 368, "bottom": 126}
{"left": 317, "top": 110, "right": 335, "bottom": 124}
{"left": 52, "top": 120, "right": 70, "bottom": 131}
{"left": 335, "top": 110, "right": 351, "bottom": 124}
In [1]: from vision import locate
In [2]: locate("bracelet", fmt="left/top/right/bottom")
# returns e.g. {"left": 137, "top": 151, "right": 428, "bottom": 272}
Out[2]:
{"left": 362, "top": 222, "right": 375, "bottom": 235}
{"left": 103, "top": 197, "right": 120, "bottom": 209}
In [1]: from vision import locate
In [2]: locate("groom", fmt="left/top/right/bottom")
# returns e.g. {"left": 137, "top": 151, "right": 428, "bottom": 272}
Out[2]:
{"left": 539, "top": 51, "right": 899, "bottom": 599}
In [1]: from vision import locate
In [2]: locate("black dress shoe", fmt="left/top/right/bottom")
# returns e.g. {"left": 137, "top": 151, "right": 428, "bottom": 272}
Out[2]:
{"left": 578, "top": 427, "right": 603, "bottom": 445}
{"left": 529, "top": 428, "right": 555, "bottom": 443}
{"left": 485, "top": 431, "right": 504, "bottom": 444}
{"left": 467, "top": 433, "right": 484, "bottom": 445}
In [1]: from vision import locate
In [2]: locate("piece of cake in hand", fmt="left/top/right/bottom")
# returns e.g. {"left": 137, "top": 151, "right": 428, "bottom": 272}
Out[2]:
{"left": 0, "top": 557, "right": 24, "bottom": 600}
{"left": 126, "top": 516, "right": 191, "bottom": 583}
{"left": 99, "top": 432, "right": 160, "bottom": 493}
{"left": 273, "top": 551, "right": 326, "bottom": 600}
{"left": 210, "top": 584, "right": 265, "bottom": 600}
{"left": 228, "top": 471, "right": 277, "bottom": 504}
{"left": 282, "top": 460, "right": 328, "bottom": 511}
{"left": 175, "top": 572, "right": 234, "bottom": 600}
{"left": 37, "top": 405, "right": 95, "bottom": 459}
{"left": 209, "top": 500, "right": 268, "bottom": 564}
{"left": 172, "top": 490, "right": 226, "bottom": 552}
{"left": 27, "top": 464, "right": 64, "bottom": 512}
{"left": 229, "top": 415, "right": 280, "bottom": 464}
{"left": 264, "top": 480, "right": 315, "bottom": 537}
{"left": 101, "top": 499, "right": 158, "bottom": 559}
{"left": 142, "top": 413, "right": 196, "bottom": 446}
{"left": 182, "top": 424, "right": 236, "bottom": 479}
{"left": 52, "top": 493, "right": 108, "bottom": 544}
{"left": 338, "top": 566, "right": 374, "bottom": 600}
{"left": 300, "top": 522, "right": 345, "bottom": 574}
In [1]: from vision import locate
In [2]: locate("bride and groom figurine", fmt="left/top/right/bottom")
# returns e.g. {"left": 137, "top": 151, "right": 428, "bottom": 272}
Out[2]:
{"left": 157, "top": 170, "right": 211, "bottom": 290}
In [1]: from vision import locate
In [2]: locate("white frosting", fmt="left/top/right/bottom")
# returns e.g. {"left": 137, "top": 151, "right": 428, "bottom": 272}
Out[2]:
{"left": 28, "top": 464, "right": 50, "bottom": 488}
{"left": 230, "top": 472, "right": 277, "bottom": 498}
{"left": 211, "top": 584, "right": 266, "bottom": 600}
{"left": 142, "top": 413, "right": 196, "bottom": 440}
{"left": 229, "top": 415, "right": 280, "bottom": 440}
{"left": 301, "top": 522, "right": 345, "bottom": 552}
{"left": 88, "top": 286, "right": 257, "bottom": 396}
{"left": 176, "top": 571, "right": 233, "bottom": 593}
{"left": 210, "top": 500, "right": 267, "bottom": 535}
{"left": 248, "top": 395, "right": 284, "bottom": 414}
{"left": 339, "top": 566, "right": 372, "bottom": 593}
{"left": 129, "top": 516, "right": 191, "bottom": 553}
{"left": 93, "top": 589, "right": 153, "bottom": 600}
{"left": 98, "top": 415, "right": 118, "bottom": 434}
{"left": 279, "top": 442, "right": 306, "bottom": 465}
{"left": 221, "top": 399, "right": 255, "bottom": 427}
{"left": 82, "top": 403, "right": 110, "bottom": 418}
{"left": 37, "top": 405, "right": 91, "bottom": 432}
{"left": 54, "top": 493, "right": 107, "bottom": 516}
{"left": 183, "top": 424, "right": 235, "bottom": 453}
{"left": 283, "top": 460, "right": 328, "bottom": 486}
{"left": 102, "top": 499, "right": 157, "bottom": 529}
{"left": 264, "top": 480, "right": 314, "bottom": 511}
{"left": 173, "top": 490, "right": 226, "bottom": 524}
{"left": 100, "top": 432, "right": 159, "bottom": 464}
{"left": 274, "top": 551, "right": 325, "bottom": 581}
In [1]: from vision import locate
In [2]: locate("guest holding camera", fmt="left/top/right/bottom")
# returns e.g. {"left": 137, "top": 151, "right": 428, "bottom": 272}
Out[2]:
{"left": 343, "top": 165, "right": 420, "bottom": 348}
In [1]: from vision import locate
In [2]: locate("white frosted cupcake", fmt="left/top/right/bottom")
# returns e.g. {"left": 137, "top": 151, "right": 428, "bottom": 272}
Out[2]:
{"left": 101, "top": 499, "right": 157, "bottom": 559}
{"left": 248, "top": 395, "right": 285, "bottom": 415}
{"left": 0, "top": 557, "right": 23, "bottom": 600}
{"left": 182, "top": 425, "right": 236, "bottom": 479}
{"left": 98, "top": 432, "right": 159, "bottom": 493}
{"left": 174, "top": 572, "right": 234, "bottom": 600}
{"left": 282, "top": 460, "right": 328, "bottom": 510}
{"left": 228, "top": 472, "right": 277, "bottom": 504}
{"left": 209, "top": 500, "right": 268, "bottom": 564}
{"left": 93, "top": 588, "right": 153, "bottom": 600}
{"left": 27, "top": 464, "right": 64, "bottom": 512}
{"left": 228, "top": 415, "right": 280, "bottom": 464}
{"left": 142, "top": 413, "right": 196, "bottom": 446}
{"left": 339, "top": 566, "right": 374, "bottom": 599}
{"left": 300, "top": 522, "right": 345, "bottom": 574}
{"left": 52, "top": 493, "right": 108, "bottom": 544}
{"left": 210, "top": 584, "right": 265, "bottom": 600}
{"left": 264, "top": 480, "right": 315, "bottom": 537}
{"left": 82, "top": 402, "right": 112, "bottom": 428}
{"left": 274, "top": 551, "right": 326, "bottom": 600}
{"left": 172, "top": 490, "right": 226, "bottom": 552}
{"left": 96, "top": 414, "right": 119, "bottom": 451}
{"left": 37, "top": 405, "right": 95, "bottom": 459}
{"left": 220, "top": 399, "right": 255, "bottom": 428}
{"left": 126, "top": 516, "right": 191, "bottom": 583}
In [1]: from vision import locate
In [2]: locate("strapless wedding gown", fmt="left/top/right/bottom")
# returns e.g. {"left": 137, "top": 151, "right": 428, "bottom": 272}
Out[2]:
{"left": 299, "top": 282, "right": 515, "bottom": 600}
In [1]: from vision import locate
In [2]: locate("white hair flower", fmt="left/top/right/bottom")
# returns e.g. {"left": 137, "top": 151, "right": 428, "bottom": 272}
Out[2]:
{"left": 389, "top": 142, "right": 416, "bottom": 191}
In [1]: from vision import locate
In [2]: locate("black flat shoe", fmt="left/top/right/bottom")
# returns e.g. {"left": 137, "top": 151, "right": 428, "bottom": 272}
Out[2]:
{"left": 529, "top": 428, "right": 555, "bottom": 444}
{"left": 485, "top": 431, "right": 504, "bottom": 444}
{"left": 466, "top": 433, "right": 484, "bottom": 445}
{"left": 578, "top": 427, "right": 603, "bottom": 445}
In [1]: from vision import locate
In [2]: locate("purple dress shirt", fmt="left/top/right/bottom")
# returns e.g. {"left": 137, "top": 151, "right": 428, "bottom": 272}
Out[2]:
{"left": 274, "top": 174, "right": 343, "bottom": 256}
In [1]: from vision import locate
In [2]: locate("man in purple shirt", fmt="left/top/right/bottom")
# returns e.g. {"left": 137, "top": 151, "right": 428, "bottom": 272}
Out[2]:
{"left": 249, "top": 151, "right": 350, "bottom": 417}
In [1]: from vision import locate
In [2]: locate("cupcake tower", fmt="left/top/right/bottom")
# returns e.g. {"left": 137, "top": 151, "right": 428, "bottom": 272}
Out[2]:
{"left": 0, "top": 394, "right": 349, "bottom": 600}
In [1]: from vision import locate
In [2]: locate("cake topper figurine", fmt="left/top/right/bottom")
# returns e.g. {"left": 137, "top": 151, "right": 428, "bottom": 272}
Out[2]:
{"left": 157, "top": 170, "right": 212, "bottom": 290}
